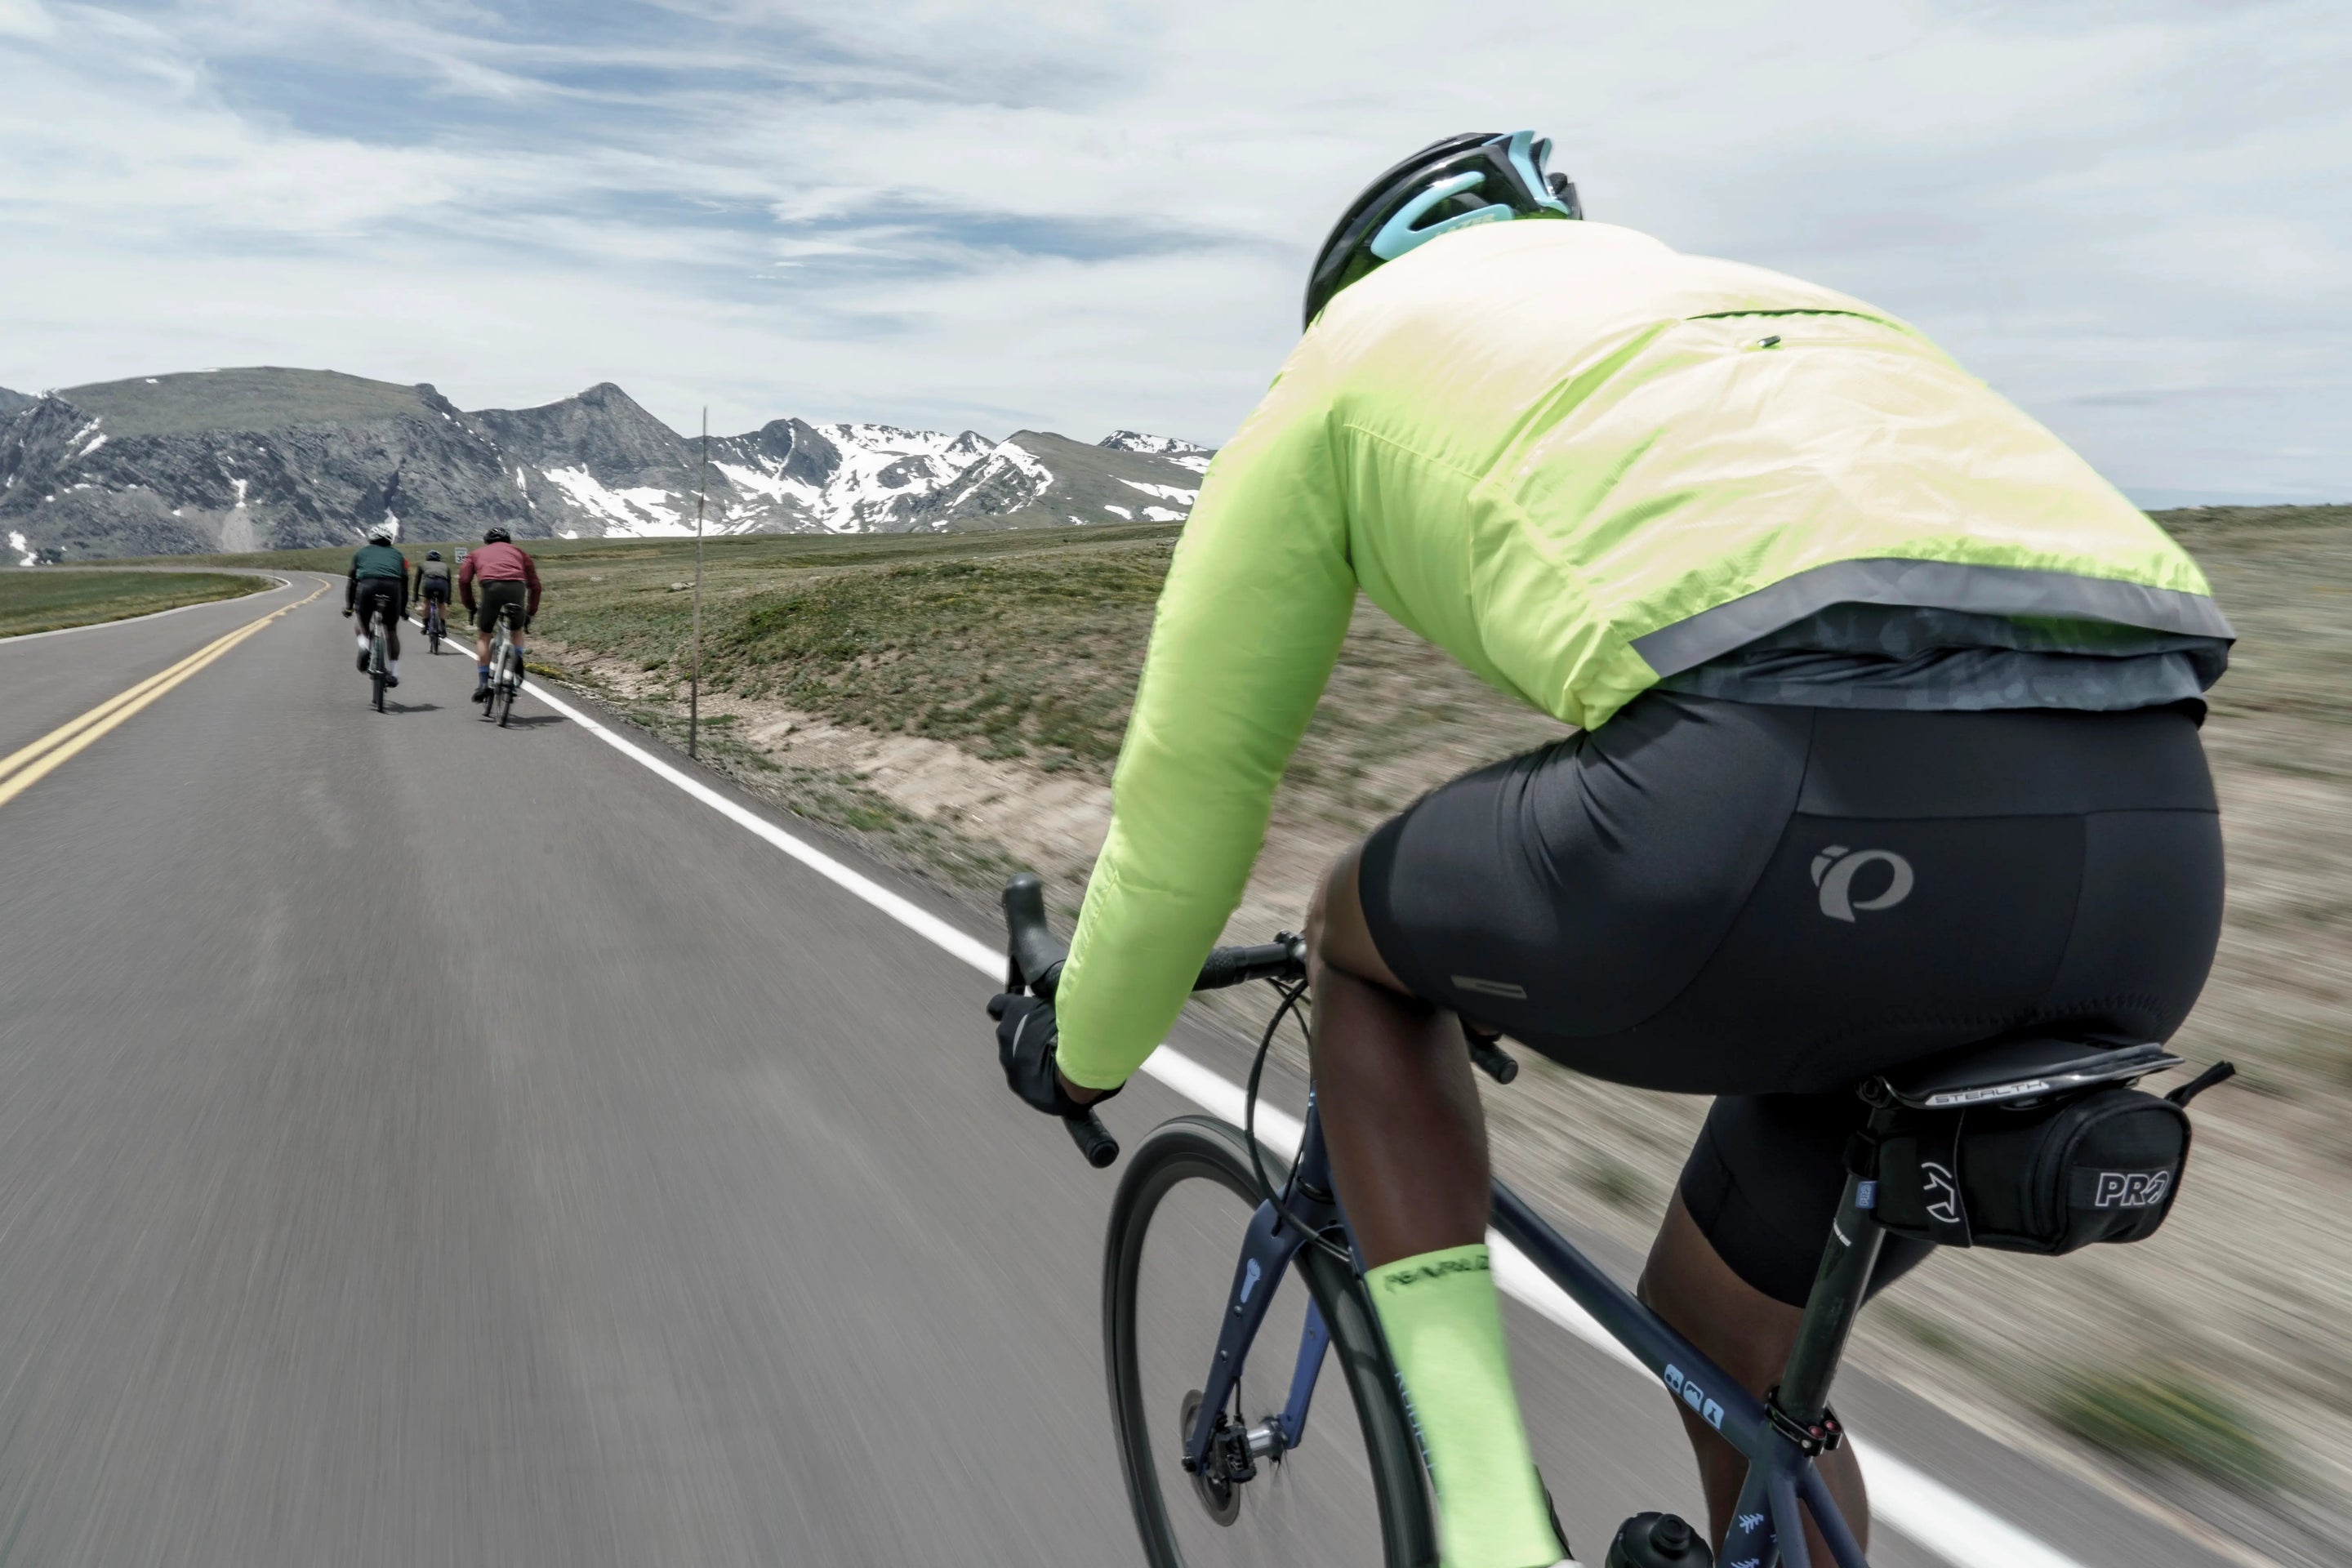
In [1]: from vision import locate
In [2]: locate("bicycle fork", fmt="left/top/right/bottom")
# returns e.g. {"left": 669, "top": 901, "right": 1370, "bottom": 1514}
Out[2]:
{"left": 1183, "top": 1104, "right": 1343, "bottom": 1479}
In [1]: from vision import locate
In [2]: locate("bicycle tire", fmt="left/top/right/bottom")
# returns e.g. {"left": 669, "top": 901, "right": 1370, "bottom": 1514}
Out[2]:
{"left": 497, "top": 649, "right": 517, "bottom": 728}
{"left": 370, "top": 624, "right": 387, "bottom": 713}
{"left": 1104, "top": 1115, "right": 1436, "bottom": 1568}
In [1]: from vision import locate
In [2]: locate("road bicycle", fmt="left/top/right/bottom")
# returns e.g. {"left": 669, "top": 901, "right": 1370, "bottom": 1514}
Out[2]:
{"left": 996, "top": 873, "right": 2228, "bottom": 1568}
{"left": 482, "top": 604, "right": 523, "bottom": 728}
{"left": 366, "top": 607, "right": 390, "bottom": 714}
{"left": 421, "top": 595, "right": 447, "bottom": 655}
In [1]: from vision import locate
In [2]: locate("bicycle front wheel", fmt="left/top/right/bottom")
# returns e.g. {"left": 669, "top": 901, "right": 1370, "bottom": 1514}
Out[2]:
{"left": 1104, "top": 1115, "right": 1435, "bottom": 1568}
{"left": 496, "top": 649, "right": 517, "bottom": 727}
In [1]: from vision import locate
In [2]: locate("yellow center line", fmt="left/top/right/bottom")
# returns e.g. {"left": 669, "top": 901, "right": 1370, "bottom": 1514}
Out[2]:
{"left": 0, "top": 580, "right": 327, "bottom": 812}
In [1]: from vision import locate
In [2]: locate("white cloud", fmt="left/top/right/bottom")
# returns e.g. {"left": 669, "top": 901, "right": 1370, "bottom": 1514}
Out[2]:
{"left": 0, "top": 0, "right": 2345, "bottom": 500}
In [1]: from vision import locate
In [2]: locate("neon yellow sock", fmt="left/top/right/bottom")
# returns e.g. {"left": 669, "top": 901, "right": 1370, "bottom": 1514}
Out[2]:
{"left": 1370, "top": 1244, "right": 1563, "bottom": 1567}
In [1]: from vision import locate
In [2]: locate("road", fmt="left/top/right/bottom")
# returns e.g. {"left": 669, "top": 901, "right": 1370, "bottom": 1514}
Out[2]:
{"left": 0, "top": 577, "right": 2247, "bottom": 1566}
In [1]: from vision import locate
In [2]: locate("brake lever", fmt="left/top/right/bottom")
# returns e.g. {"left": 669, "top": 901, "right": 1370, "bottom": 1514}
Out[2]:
{"left": 1002, "top": 925, "right": 1117, "bottom": 1169}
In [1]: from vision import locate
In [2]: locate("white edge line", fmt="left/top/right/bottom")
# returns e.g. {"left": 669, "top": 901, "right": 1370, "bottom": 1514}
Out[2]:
{"left": 0, "top": 572, "right": 290, "bottom": 643}
{"left": 425, "top": 625, "right": 2087, "bottom": 1568}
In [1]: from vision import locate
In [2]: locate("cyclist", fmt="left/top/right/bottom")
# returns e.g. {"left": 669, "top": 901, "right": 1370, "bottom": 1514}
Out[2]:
{"left": 342, "top": 526, "right": 408, "bottom": 688}
{"left": 412, "top": 549, "right": 453, "bottom": 639}
{"left": 992, "top": 131, "right": 2228, "bottom": 1567}
{"left": 459, "top": 526, "right": 541, "bottom": 703}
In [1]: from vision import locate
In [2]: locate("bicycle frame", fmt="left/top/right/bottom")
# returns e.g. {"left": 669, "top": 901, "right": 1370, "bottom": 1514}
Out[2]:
{"left": 1185, "top": 1091, "right": 1882, "bottom": 1568}
{"left": 496, "top": 605, "right": 522, "bottom": 681}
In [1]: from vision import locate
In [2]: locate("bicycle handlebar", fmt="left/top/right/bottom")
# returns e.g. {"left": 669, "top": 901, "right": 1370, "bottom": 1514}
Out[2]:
{"left": 999, "top": 874, "right": 1310, "bottom": 1169}
{"left": 1002, "top": 873, "right": 1307, "bottom": 1000}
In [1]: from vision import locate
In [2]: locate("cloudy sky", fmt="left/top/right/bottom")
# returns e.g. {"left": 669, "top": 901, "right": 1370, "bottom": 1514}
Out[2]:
{"left": 1, "top": 0, "right": 2343, "bottom": 504}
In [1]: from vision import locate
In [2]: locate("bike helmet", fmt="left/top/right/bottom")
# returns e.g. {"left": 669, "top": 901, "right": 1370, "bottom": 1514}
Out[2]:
{"left": 426, "top": 550, "right": 442, "bottom": 560}
{"left": 1303, "top": 129, "right": 1581, "bottom": 329}
{"left": 483, "top": 527, "right": 512, "bottom": 545}
{"left": 367, "top": 526, "right": 395, "bottom": 546}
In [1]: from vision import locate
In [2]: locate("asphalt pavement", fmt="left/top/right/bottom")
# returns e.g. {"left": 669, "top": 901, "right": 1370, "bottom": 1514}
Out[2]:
{"left": 0, "top": 577, "right": 2249, "bottom": 1566}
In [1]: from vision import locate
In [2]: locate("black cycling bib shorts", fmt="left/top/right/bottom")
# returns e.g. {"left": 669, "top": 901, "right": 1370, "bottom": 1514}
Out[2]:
{"left": 1358, "top": 691, "right": 2223, "bottom": 1304}
{"left": 474, "top": 580, "right": 528, "bottom": 635}
{"left": 352, "top": 577, "right": 404, "bottom": 626}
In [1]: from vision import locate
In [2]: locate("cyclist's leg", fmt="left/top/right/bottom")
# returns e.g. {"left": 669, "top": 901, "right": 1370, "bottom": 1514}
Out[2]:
{"left": 1637, "top": 1098, "right": 1932, "bottom": 1558}
{"left": 472, "top": 594, "right": 497, "bottom": 688}
{"left": 1310, "top": 851, "right": 1486, "bottom": 1260}
{"left": 1311, "top": 697, "right": 1814, "bottom": 1567}
{"left": 1309, "top": 853, "right": 1563, "bottom": 1568}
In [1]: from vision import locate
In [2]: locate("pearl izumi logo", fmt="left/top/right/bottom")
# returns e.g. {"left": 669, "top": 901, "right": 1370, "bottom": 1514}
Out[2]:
{"left": 1810, "top": 845, "right": 1915, "bottom": 922}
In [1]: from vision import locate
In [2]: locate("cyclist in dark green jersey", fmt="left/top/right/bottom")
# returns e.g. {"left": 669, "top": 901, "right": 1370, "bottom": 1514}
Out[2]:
{"left": 343, "top": 528, "right": 408, "bottom": 688}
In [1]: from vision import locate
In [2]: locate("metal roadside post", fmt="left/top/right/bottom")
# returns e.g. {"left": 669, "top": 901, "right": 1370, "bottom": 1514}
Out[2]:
{"left": 689, "top": 407, "right": 709, "bottom": 760}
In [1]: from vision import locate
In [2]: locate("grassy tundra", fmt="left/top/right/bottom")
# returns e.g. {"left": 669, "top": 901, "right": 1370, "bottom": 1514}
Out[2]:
{"left": 0, "top": 568, "right": 264, "bottom": 638}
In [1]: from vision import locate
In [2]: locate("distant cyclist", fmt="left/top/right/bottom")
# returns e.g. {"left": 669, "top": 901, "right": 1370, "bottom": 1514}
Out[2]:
{"left": 412, "top": 550, "right": 453, "bottom": 636}
{"left": 460, "top": 526, "right": 541, "bottom": 702}
{"left": 342, "top": 527, "right": 408, "bottom": 688}
{"left": 991, "top": 132, "right": 2229, "bottom": 1566}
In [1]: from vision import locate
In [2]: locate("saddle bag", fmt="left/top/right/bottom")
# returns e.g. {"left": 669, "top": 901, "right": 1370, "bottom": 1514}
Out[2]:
{"left": 1868, "top": 1078, "right": 2215, "bottom": 1254}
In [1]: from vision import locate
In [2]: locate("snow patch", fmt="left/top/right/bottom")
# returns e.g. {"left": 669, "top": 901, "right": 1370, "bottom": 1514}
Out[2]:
{"left": 1142, "top": 507, "right": 1184, "bottom": 523}
{"left": 938, "top": 439, "right": 1053, "bottom": 517}
{"left": 7, "top": 529, "right": 33, "bottom": 567}
{"left": 544, "top": 466, "right": 688, "bottom": 537}
{"left": 713, "top": 460, "right": 821, "bottom": 511}
{"left": 1120, "top": 479, "right": 1199, "bottom": 506}
{"left": 1101, "top": 504, "right": 1133, "bottom": 519}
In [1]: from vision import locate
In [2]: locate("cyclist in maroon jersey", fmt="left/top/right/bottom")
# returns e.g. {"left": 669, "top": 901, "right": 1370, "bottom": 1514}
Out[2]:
{"left": 459, "top": 527, "right": 541, "bottom": 702}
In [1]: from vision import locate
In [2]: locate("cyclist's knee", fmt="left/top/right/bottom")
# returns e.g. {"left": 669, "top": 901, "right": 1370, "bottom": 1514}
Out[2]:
{"left": 1309, "top": 844, "right": 1411, "bottom": 996}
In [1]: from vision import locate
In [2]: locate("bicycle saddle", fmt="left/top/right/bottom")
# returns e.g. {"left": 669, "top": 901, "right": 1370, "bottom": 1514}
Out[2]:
{"left": 1869, "top": 1036, "right": 2183, "bottom": 1111}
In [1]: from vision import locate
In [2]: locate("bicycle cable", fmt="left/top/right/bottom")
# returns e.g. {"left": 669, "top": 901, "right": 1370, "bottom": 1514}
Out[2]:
{"left": 1244, "top": 977, "right": 1353, "bottom": 1266}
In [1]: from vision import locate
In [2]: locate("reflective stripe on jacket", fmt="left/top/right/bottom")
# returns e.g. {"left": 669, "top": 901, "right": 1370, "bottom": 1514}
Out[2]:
{"left": 1049, "top": 218, "right": 2227, "bottom": 1089}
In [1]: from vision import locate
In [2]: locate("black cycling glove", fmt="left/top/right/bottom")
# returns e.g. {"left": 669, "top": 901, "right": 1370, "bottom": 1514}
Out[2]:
{"left": 990, "top": 993, "right": 1117, "bottom": 1118}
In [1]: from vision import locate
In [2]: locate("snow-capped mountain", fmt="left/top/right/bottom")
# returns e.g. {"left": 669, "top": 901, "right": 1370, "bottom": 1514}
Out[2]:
{"left": 0, "top": 368, "right": 1215, "bottom": 560}
{"left": 702, "top": 421, "right": 996, "bottom": 534}
{"left": 1100, "top": 430, "right": 1214, "bottom": 474}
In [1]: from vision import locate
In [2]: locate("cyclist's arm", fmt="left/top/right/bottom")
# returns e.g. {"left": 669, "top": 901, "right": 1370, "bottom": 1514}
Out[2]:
{"left": 458, "top": 554, "right": 478, "bottom": 612}
{"left": 1052, "top": 372, "right": 1354, "bottom": 1091}
{"left": 522, "top": 554, "right": 542, "bottom": 620}
{"left": 345, "top": 557, "right": 359, "bottom": 611}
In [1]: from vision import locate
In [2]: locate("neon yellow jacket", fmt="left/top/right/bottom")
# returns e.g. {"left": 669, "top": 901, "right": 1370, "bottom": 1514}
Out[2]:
{"left": 1052, "top": 219, "right": 2225, "bottom": 1089}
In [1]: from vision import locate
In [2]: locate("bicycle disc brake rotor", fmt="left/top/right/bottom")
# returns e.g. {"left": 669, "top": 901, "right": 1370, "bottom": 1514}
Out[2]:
{"left": 1178, "top": 1389, "right": 1245, "bottom": 1526}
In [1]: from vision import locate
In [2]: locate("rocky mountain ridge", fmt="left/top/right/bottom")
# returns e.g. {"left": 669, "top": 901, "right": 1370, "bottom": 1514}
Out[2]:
{"left": 0, "top": 368, "right": 1213, "bottom": 560}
